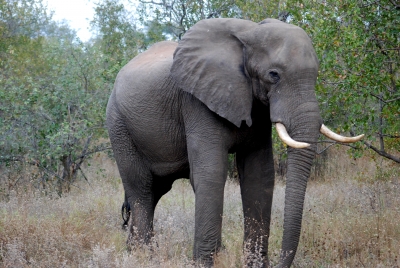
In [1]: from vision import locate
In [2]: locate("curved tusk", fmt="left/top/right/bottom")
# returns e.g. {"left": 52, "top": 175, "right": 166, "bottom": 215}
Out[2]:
{"left": 320, "top": 124, "right": 364, "bottom": 143}
{"left": 276, "top": 123, "right": 311, "bottom": 149}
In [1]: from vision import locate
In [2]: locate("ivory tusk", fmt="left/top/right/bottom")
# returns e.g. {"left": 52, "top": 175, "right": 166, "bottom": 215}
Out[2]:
{"left": 320, "top": 124, "right": 364, "bottom": 143}
{"left": 275, "top": 123, "right": 311, "bottom": 149}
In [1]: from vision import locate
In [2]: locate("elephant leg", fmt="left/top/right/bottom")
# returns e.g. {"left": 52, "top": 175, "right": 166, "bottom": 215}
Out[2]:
{"left": 108, "top": 118, "right": 155, "bottom": 247}
{"left": 189, "top": 148, "right": 227, "bottom": 266}
{"left": 121, "top": 163, "right": 155, "bottom": 247}
{"left": 182, "top": 94, "right": 231, "bottom": 266}
{"left": 236, "top": 141, "right": 275, "bottom": 267}
{"left": 183, "top": 130, "right": 228, "bottom": 266}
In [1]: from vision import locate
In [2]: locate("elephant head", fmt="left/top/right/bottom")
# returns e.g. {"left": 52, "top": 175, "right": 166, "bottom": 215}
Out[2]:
{"left": 171, "top": 18, "right": 363, "bottom": 267}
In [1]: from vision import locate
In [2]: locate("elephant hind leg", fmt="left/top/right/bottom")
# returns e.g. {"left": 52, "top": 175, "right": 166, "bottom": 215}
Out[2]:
{"left": 108, "top": 117, "right": 155, "bottom": 246}
{"left": 121, "top": 162, "right": 155, "bottom": 247}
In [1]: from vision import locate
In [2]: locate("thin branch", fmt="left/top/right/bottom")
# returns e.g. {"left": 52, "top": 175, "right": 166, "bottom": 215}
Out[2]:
{"left": 0, "top": 156, "right": 24, "bottom": 162}
{"left": 139, "top": 0, "right": 165, "bottom": 5}
{"left": 316, "top": 140, "right": 359, "bottom": 155}
{"left": 70, "top": 47, "right": 89, "bottom": 92}
{"left": 378, "top": 93, "right": 385, "bottom": 152}
{"left": 362, "top": 140, "right": 400, "bottom": 163}
{"left": 370, "top": 93, "right": 400, "bottom": 104}
{"left": 347, "top": 129, "right": 400, "bottom": 163}
{"left": 27, "top": 160, "right": 64, "bottom": 181}
{"left": 79, "top": 167, "right": 92, "bottom": 187}
{"left": 317, "top": 140, "right": 359, "bottom": 148}
{"left": 178, "top": 0, "right": 187, "bottom": 39}
{"left": 385, "top": 96, "right": 400, "bottom": 103}
{"left": 346, "top": 47, "right": 400, "bottom": 54}
{"left": 389, "top": 0, "right": 400, "bottom": 9}
{"left": 317, "top": 142, "right": 336, "bottom": 155}
{"left": 377, "top": 133, "right": 400, "bottom": 139}
{"left": 75, "top": 145, "right": 112, "bottom": 162}
{"left": 360, "top": 0, "right": 379, "bottom": 8}
{"left": 321, "top": 81, "right": 346, "bottom": 85}
{"left": 75, "top": 135, "right": 93, "bottom": 166}
{"left": 207, "top": 12, "right": 219, "bottom": 19}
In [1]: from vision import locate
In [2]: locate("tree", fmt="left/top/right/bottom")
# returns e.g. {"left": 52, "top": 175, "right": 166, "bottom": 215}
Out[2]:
{"left": 232, "top": 0, "right": 289, "bottom": 21}
{"left": 137, "top": 0, "right": 237, "bottom": 39}
{"left": 287, "top": 0, "right": 399, "bottom": 163}
{"left": 136, "top": 0, "right": 399, "bottom": 164}
{"left": 91, "top": 0, "right": 145, "bottom": 83}
{"left": 0, "top": 0, "right": 111, "bottom": 196}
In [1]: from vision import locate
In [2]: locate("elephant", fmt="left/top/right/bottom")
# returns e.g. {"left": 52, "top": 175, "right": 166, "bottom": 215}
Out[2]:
{"left": 106, "top": 18, "right": 363, "bottom": 267}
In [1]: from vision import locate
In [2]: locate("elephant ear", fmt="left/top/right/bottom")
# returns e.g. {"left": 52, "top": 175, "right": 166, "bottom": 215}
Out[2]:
{"left": 171, "top": 18, "right": 257, "bottom": 127}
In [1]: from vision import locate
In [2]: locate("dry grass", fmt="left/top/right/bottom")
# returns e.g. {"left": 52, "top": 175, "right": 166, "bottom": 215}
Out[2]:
{"left": 0, "top": 150, "right": 399, "bottom": 267}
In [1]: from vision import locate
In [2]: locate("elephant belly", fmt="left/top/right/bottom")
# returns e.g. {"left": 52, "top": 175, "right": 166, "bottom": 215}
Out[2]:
{"left": 138, "top": 134, "right": 188, "bottom": 178}
{"left": 150, "top": 158, "right": 189, "bottom": 178}
{"left": 122, "top": 93, "right": 189, "bottom": 178}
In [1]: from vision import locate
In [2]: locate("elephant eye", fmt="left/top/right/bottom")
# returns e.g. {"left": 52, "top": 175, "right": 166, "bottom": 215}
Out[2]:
{"left": 269, "top": 71, "right": 280, "bottom": 82}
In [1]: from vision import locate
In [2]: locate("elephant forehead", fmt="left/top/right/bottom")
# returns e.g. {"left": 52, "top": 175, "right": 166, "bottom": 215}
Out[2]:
{"left": 260, "top": 23, "right": 310, "bottom": 41}
{"left": 255, "top": 36, "right": 318, "bottom": 71}
{"left": 278, "top": 41, "right": 318, "bottom": 67}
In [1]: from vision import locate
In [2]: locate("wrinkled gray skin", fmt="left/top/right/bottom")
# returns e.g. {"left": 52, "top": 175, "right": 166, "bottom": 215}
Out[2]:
{"left": 106, "top": 18, "right": 322, "bottom": 267}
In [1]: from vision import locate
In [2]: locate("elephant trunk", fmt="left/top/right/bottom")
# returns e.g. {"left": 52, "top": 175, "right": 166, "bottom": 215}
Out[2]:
{"left": 278, "top": 146, "right": 315, "bottom": 267}
{"left": 273, "top": 102, "right": 322, "bottom": 268}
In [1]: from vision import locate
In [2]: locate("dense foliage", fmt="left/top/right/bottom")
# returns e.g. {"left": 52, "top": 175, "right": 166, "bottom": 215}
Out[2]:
{"left": 1, "top": 0, "right": 118, "bottom": 195}
{"left": 137, "top": 0, "right": 399, "bottom": 163}
{"left": 0, "top": 0, "right": 398, "bottom": 195}
{"left": 289, "top": 0, "right": 400, "bottom": 163}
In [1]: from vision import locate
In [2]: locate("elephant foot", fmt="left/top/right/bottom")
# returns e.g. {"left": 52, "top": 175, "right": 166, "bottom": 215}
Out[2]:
{"left": 126, "top": 225, "right": 154, "bottom": 252}
{"left": 243, "top": 240, "right": 270, "bottom": 268}
{"left": 126, "top": 237, "right": 156, "bottom": 254}
{"left": 194, "top": 254, "right": 215, "bottom": 268}
{"left": 244, "top": 256, "right": 270, "bottom": 268}
{"left": 193, "top": 246, "right": 222, "bottom": 267}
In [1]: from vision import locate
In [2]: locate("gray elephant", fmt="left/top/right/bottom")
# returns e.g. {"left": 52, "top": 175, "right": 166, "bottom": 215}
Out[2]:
{"left": 106, "top": 18, "right": 363, "bottom": 267}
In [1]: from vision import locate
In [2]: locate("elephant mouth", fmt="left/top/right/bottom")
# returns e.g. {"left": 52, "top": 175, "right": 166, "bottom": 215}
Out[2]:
{"left": 275, "top": 122, "right": 364, "bottom": 149}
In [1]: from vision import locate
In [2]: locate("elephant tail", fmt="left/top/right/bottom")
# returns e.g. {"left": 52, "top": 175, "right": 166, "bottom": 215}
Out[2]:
{"left": 121, "top": 200, "right": 131, "bottom": 230}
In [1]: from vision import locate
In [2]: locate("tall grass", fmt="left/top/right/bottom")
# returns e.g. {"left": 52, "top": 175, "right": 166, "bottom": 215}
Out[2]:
{"left": 0, "top": 150, "right": 399, "bottom": 267}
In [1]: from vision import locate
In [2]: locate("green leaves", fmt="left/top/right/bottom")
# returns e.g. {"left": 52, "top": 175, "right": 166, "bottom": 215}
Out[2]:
{"left": 288, "top": 0, "right": 400, "bottom": 162}
{"left": 137, "top": 0, "right": 239, "bottom": 40}
{"left": 1, "top": 0, "right": 398, "bottom": 196}
{"left": 1, "top": 0, "right": 111, "bottom": 194}
{"left": 91, "top": 0, "right": 144, "bottom": 82}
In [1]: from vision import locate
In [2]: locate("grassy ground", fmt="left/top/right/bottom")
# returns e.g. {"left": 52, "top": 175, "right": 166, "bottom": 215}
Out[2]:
{"left": 0, "top": 150, "right": 399, "bottom": 267}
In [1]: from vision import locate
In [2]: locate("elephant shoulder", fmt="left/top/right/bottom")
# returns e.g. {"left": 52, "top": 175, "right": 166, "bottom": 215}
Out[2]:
{"left": 120, "top": 41, "right": 178, "bottom": 76}
{"left": 114, "top": 41, "right": 178, "bottom": 100}
{"left": 131, "top": 41, "right": 178, "bottom": 67}
{"left": 112, "top": 41, "right": 180, "bottom": 117}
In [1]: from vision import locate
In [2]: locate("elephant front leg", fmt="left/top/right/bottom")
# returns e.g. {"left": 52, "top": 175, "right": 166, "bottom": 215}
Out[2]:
{"left": 188, "top": 143, "right": 228, "bottom": 266}
{"left": 237, "top": 143, "right": 275, "bottom": 268}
